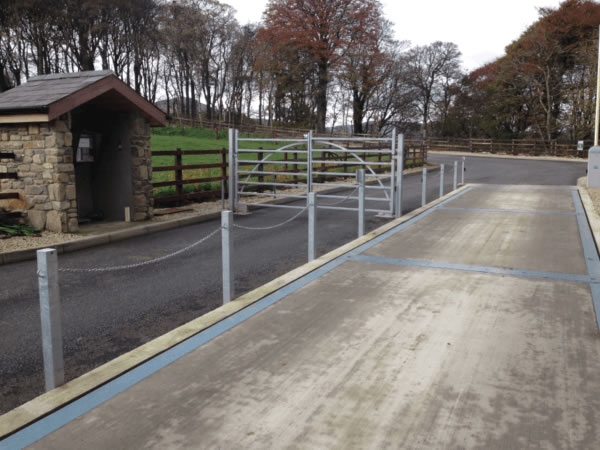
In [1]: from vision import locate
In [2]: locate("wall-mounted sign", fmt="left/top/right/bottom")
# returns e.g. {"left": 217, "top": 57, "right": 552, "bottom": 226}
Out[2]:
{"left": 76, "top": 135, "right": 94, "bottom": 162}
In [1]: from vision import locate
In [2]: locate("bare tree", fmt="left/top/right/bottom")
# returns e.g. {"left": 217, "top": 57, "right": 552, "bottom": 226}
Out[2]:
{"left": 405, "top": 41, "right": 462, "bottom": 138}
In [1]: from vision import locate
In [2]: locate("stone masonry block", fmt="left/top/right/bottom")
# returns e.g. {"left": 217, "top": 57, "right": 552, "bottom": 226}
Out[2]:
{"left": 52, "top": 200, "right": 71, "bottom": 211}
{"left": 44, "top": 134, "right": 57, "bottom": 147}
{"left": 67, "top": 218, "right": 79, "bottom": 232}
{"left": 25, "top": 185, "right": 45, "bottom": 196}
{"left": 66, "top": 185, "right": 77, "bottom": 200}
{"left": 48, "top": 183, "right": 66, "bottom": 201}
{"left": 46, "top": 210, "right": 66, "bottom": 233}
{"left": 23, "top": 140, "right": 45, "bottom": 149}
{"left": 28, "top": 210, "right": 47, "bottom": 230}
{"left": 53, "top": 120, "right": 69, "bottom": 133}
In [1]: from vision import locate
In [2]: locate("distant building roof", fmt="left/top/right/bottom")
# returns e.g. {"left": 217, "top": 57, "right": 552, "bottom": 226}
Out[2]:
{"left": 0, "top": 71, "right": 166, "bottom": 126}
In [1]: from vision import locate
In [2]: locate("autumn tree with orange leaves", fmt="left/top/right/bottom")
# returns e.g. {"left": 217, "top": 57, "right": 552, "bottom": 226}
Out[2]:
{"left": 448, "top": 0, "right": 600, "bottom": 141}
{"left": 259, "top": 0, "right": 386, "bottom": 132}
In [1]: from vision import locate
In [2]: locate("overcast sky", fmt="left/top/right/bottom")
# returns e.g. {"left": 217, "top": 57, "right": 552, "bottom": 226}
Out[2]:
{"left": 223, "top": 0, "right": 564, "bottom": 71}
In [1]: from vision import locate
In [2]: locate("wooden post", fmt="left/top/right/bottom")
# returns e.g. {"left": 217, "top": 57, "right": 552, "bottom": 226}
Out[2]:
{"left": 343, "top": 152, "right": 348, "bottom": 174}
{"left": 221, "top": 148, "right": 228, "bottom": 199}
{"left": 175, "top": 148, "right": 183, "bottom": 205}
{"left": 257, "top": 149, "right": 264, "bottom": 192}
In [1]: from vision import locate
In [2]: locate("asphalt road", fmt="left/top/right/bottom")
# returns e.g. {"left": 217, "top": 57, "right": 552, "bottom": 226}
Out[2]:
{"left": 0, "top": 153, "right": 587, "bottom": 414}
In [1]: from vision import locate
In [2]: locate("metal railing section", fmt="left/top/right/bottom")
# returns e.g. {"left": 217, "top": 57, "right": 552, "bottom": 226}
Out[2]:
{"left": 230, "top": 129, "right": 401, "bottom": 216}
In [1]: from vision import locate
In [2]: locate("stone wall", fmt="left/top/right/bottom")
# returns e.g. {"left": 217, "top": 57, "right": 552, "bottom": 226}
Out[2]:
{"left": 0, "top": 120, "right": 78, "bottom": 233}
{"left": 130, "top": 117, "right": 153, "bottom": 221}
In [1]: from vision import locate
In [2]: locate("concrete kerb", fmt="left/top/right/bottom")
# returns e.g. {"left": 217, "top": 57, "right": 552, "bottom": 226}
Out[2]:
{"left": 578, "top": 186, "right": 600, "bottom": 253}
{"left": 0, "top": 183, "right": 470, "bottom": 441}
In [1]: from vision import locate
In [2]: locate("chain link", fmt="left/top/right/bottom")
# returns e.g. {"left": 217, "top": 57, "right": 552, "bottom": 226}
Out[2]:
{"left": 59, "top": 228, "right": 220, "bottom": 273}
{"left": 233, "top": 206, "right": 308, "bottom": 231}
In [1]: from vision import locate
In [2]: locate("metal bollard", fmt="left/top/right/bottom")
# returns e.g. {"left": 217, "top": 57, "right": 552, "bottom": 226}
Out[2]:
{"left": 395, "top": 134, "right": 404, "bottom": 217}
{"left": 221, "top": 179, "right": 225, "bottom": 210}
{"left": 222, "top": 211, "right": 234, "bottom": 304}
{"left": 453, "top": 161, "right": 458, "bottom": 190}
{"left": 440, "top": 164, "right": 445, "bottom": 198}
{"left": 228, "top": 129, "right": 236, "bottom": 212}
{"left": 421, "top": 167, "right": 427, "bottom": 207}
{"left": 357, "top": 169, "right": 365, "bottom": 237}
{"left": 461, "top": 156, "right": 466, "bottom": 185}
{"left": 308, "top": 192, "right": 317, "bottom": 261}
{"left": 37, "top": 248, "right": 64, "bottom": 391}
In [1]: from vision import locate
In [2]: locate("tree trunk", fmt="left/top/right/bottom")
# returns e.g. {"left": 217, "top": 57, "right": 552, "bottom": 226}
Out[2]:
{"left": 315, "top": 60, "right": 329, "bottom": 133}
{"left": 352, "top": 90, "right": 366, "bottom": 135}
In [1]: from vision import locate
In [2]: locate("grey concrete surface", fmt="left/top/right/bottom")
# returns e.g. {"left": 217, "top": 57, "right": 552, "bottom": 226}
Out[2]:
{"left": 16, "top": 184, "right": 600, "bottom": 449}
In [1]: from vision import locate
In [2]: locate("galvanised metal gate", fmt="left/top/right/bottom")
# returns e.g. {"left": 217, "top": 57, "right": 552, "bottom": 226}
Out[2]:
{"left": 228, "top": 129, "right": 404, "bottom": 217}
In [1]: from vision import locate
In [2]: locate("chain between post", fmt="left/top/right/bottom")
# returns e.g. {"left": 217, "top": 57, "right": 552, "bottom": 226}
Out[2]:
{"left": 58, "top": 228, "right": 221, "bottom": 273}
{"left": 232, "top": 206, "right": 308, "bottom": 231}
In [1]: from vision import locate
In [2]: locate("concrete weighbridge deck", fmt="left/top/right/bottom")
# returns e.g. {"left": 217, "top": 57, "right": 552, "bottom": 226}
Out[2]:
{"left": 3, "top": 184, "right": 600, "bottom": 449}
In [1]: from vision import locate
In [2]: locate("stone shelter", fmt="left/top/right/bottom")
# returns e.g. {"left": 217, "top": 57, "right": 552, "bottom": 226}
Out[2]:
{"left": 0, "top": 71, "right": 166, "bottom": 233}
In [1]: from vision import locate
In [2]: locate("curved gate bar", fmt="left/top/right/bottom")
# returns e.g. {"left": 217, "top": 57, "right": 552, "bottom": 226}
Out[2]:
{"left": 234, "top": 131, "right": 397, "bottom": 215}
{"left": 311, "top": 140, "right": 391, "bottom": 201}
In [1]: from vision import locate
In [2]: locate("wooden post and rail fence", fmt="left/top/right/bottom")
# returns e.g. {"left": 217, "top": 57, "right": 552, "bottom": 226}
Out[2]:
{"left": 423, "top": 137, "right": 589, "bottom": 158}
{"left": 151, "top": 141, "right": 427, "bottom": 206}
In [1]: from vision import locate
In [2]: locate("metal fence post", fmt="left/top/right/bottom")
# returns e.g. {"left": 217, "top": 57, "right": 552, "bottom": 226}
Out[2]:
{"left": 234, "top": 129, "right": 240, "bottom": 206}
{"left": 453, "top": 161, "right": 458, "bottom": 190}
{"left": 461, "top": 156, "right": 466, "bottom": 185}
{"left": 307, "top": 130, "right": 313, "bottom": 193}
{"left": 389, "top": 129, "right": 396, "bottom": 215}
{"left": 228, "top": 129, "right": 236, "bottom": 212}
{"left": 37, "top": 248, "right": 64, "bottom": 391}
{"left": 222, "top": 211, "right": 233, "bottom": 304}
{"left": 421, "top": 167, "right": 427, "bottom": 207}
{"left": 357, "top": 169, "right": 365, "bottom": 237}
{"left": 308, "top": 192, "right": 317, "bottom": 261}
{"left": 221, "top": 179, "right": 225, "bottom": 210}
{"left": 395, "top": 134, "right": 404, "bottom": 217}
{"left": 439, "top": 164, "right": 445, "bottom": 198}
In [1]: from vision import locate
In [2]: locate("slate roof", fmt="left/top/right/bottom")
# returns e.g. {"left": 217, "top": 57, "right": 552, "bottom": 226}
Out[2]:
{"left": 0, "top": 71, "right": 166, "bottom": 126}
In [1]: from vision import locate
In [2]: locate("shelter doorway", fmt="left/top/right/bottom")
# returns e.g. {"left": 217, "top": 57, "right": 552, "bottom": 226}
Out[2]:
{"left": 72, "top": 106, "right": 135, "bottom": 223}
